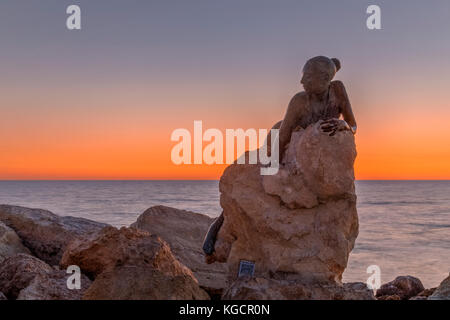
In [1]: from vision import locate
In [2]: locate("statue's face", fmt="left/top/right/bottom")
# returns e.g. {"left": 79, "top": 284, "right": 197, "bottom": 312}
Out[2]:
{"left": 301, "top": 65, "right": 331, "bottom": 94}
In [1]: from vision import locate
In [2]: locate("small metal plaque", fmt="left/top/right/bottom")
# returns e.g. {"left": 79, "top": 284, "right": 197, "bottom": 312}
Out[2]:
{"left": 238, "top": 260, "right": 255, "bottom": 277}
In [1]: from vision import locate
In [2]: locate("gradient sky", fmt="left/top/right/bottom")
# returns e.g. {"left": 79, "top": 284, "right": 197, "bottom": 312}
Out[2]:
{"left": 1, "top": 0, "right": 450, "bottom": 180}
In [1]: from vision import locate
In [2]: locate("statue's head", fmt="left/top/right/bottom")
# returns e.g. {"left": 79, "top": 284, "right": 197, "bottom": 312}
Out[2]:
{"left": 301, "top": 56, "right": 341, "bottom": 94}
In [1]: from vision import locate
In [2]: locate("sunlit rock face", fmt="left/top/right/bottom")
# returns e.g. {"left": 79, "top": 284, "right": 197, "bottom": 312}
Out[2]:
{"left": 61, "top": 226, "right": 210, "bottom": 300}
{"left": 131, "top": 205, "right": 228, "bottom": 296}
{"left": 213, "top": 121, "right": 359, "bottom": 294}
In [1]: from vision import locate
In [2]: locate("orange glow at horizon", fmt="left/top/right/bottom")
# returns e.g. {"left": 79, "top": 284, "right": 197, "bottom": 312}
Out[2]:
{"left": 1, "top": 81, "right": 450, "bottom": 180}
{"left": 2, "top": 109, "right": 450, "bottom": 180}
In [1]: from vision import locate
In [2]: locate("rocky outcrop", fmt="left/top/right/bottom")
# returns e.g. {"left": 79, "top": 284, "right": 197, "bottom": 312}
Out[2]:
{"left": 410, "top": 288, "right": 436, "bottom": 300}
{"left": 0, "top": 205, "right": 108, "bottom": 265}
{"left": 17, "top": 267, "right": 91, "bottom": 300}
{"left": 83, "top": 265, "right": 209, "bottom": 300}
{"left": 222, "top": 278, "right": 375, "bottom": 300}
{"left": 61, "top": 226, "right": 190, "bottom": 278}
{"left": 376, "top": 276, "right": 425, "bottom": 300}
{"left": 0, "top": 253, "right": 90, "bottom": 300}
{"left": 212, "top": 122, "right": 358, "bottom": 296}
{"left": 0, "top": 221, "right": 30, "bottom": 262}
{"left": 0, "top": 254, "right": 53, "bottom": 299}
{"left": 131, "top": 205, "right": 227, "bottom": 295}
{"left": 429, "top": 274, "right": 450, "bottom": 300}
{"left": 61, "top": 226, "right": 209, "bottom": 300}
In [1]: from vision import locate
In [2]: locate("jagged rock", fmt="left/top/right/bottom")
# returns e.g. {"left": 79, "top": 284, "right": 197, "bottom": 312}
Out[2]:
{"left": 222, "top": 278, "right": 375, "bottom": 300}
{"left": 0, "top": 205, "right": 108, "bottom": 265}
{"left": 429, "top": 274, "right": 450, "bottom": 300}
{"left": 61, "top": 226, "right": 209, "bottom": 300}
{"left": 131, "top": 205, "right": 227, "bottom": 296}
{"left": 17, "top": 267, "right": 91, "bottom": 300}
{"left": 409, "top": 288, "right": 436, "bottom": 300}
{"left": 83, "top": 265, "right": 209, "bottom": 300}
{"left": 0, "top": 254, "right": 53, "bottom": 299}
{"left": 376, "top": 276, "right": 425, "bottom": 300}
{"left": 0, "top": 253, "right": 91, "bottom": 300}
{"left": 213, "top": 122, "right": 358, "bottom": 287}
{"left": 61, "top": 226, "right": 188, "bottom": 277}
{"left": 0, "top": 221, "right": 30, "bottom": 262}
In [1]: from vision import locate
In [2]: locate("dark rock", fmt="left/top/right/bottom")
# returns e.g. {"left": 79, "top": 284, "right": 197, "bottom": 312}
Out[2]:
{"left": 376, "top": 276, "right": 425, "bottom": 300}
{"left": 409, "top": 288, "right": 436, "bottom": 300}
{"left": 222, "top": 278, "right": 375, "bottom": 300}
{"left": 0, "top": 254, "right": 53, "bottom": 299}
{"left": 17, "top": 267, "right": 91, "bottom": 300}
{"left": 0, "top": 253, "right": 91, "bottom": 300}
{"left": 429, "top": 274, "right": 450, "bottom": 300}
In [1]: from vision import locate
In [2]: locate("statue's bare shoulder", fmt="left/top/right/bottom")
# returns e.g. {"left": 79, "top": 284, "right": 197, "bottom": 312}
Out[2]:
{"left": 330, "top": 80, "right": 348, "bottom": 100}
{"left": 277, "top": 91, "right": 307, "bottom": 150}
{"left": 287, "top": 91, "right": 308, "bottom": 117}
{"left": 330, "top": 80, "right": 351, "bottom": 111}
{"left": 291, "top": 91, "right": 308, "bottom": 104}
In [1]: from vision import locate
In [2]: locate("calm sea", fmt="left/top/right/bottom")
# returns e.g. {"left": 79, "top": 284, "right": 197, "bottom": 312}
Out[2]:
{"left": 0, "top": 180, "right": 449, "bottom": 288}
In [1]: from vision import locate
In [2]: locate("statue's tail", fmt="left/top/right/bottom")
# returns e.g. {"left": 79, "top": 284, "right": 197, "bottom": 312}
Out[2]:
{"left": 202, "top": 212, "right": 224, "bottom": 255}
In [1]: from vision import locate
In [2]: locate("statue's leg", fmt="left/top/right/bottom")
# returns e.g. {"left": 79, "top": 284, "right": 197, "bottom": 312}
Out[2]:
{"left": 202, "top": 212, "right": 224, "bottom": 255}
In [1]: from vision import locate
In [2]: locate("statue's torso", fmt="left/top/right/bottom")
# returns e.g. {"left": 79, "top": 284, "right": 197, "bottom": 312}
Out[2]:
{"left": 295, "top": 83, "right": 341, "bottom": 129}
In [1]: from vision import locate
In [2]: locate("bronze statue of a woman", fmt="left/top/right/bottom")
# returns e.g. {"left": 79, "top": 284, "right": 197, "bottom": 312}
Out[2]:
{"left": 202, "top": 56, "right": 357, "bottom": 259}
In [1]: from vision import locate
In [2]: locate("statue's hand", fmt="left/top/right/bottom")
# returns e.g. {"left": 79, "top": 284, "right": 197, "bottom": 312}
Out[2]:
{"left": 320, "top": 119, "right": 349, "bottom": 136}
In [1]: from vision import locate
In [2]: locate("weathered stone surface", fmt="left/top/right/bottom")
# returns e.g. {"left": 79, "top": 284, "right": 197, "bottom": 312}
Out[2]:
{"left": 61, "top": 226, "right": 189, "bottom": 277}
{"left": 0, "top": 254, "right": 53, "bottom": 299}
{"left": 83, "top": 265, "right": 209, "bottom": 300}
{"left": 376, "top": 276, "right": 425, "bottom": 300}
{"left": 0, "top": 221, "right": 30, "bottom": 263}
{"left": 222, "top": 278, "right": 375, "bottom": 300}
{"left": 377, "top": 294, "right": 401, "bottom": 300}
{"left": 409, "top": 288, "right": 436, "bottom": 300}
{"left": 17, "top": 267, "right": 91, "bottom": 300}
{"left": 131, "top": 205, "right": 227, "bottom": 295}
{"left": 0, "top": 205, "right": 108, "bottom": 265}
{"left": 61, "top": 226, "right": 209, "bottom": 300}
{"left": 0, "top": 253, "right": 91, "bottom": 300}
{"left": 213, "top": 122, "right": 358, "bottom": 286}
{"left": 429, "top": 274, "right": 450, "bottom": 300}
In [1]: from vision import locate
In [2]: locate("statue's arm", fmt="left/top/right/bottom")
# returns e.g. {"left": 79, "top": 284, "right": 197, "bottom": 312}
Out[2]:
{"left": 279, "top": 94, "right": 304, "bottom": 155}
{"left": 335, "top": 81, "right": 357, "bottom": 134}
